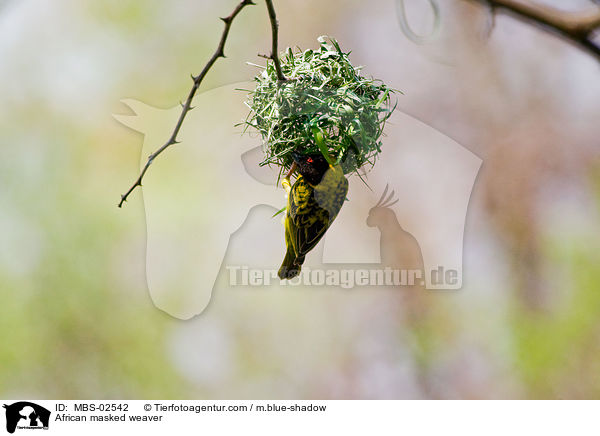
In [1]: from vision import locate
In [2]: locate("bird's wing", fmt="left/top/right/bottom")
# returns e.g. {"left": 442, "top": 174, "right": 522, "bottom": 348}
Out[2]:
{"left": 294, "top": 206, "right": 330, "bottom": 257}
{"left": 288, "top": 177, "right": 331, "bottom": 258}
{"left": 313, "top": 165, "right": 348, "bottom": 219}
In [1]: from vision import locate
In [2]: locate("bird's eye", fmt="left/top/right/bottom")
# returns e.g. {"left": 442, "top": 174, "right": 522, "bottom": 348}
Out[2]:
{"left": 307, "top": 157, "right": 313, "bottom": 163}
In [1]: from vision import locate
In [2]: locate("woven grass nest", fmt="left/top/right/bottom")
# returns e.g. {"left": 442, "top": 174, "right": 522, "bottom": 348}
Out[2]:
{"left": 242, "top": 36, "right": 398, "bottom": 178}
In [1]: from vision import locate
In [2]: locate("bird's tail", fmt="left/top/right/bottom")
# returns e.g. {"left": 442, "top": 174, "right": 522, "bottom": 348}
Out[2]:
{"left": 278, "top": 250, "right": 305, "bottom": 280}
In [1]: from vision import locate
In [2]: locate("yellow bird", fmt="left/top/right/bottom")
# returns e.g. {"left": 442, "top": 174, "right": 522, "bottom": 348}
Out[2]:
{"left": 278, "top": 152, "right": 348, "bottom": 279}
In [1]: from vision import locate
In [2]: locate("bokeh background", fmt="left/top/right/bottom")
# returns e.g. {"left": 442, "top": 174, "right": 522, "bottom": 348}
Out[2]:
{"left": 1, "top": 0, "right": 599, "bottom": 399}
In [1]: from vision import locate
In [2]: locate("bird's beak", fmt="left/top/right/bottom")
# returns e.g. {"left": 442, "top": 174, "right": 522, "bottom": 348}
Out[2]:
{"left": 286, "top": 162, "right": 297, "bottom": 179}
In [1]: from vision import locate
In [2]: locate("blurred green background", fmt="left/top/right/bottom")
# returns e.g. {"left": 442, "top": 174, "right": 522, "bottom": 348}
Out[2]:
{"left": 1, "top": 0, "right": 599, "bottom": 399}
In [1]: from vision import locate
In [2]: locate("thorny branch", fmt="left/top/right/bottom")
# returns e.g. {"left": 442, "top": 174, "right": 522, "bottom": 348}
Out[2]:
{"left": 465, "top": 0, "right": 600, "bottom": 61}
{"left": 118, "top": 0, "right": 256, "bottom": 207}
{"left": 119, "top": 0, "right": 289, "bottom": 207}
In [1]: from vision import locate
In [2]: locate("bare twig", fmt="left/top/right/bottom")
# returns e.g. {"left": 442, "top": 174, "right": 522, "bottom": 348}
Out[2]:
{"left": 264, "top": 0, "right": 287, "bottom": 81}
{"left": 118, "top": 0, "right": 255, "bottom": 208}
{"left": 464, "top": 0, "right": 600, "bottom": 61}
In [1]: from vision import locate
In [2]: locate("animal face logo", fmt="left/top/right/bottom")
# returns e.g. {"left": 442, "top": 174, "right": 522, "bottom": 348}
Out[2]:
{"left": 114, "top": 82, "right": 481, "bottom": 319}
{"left": 3, "top": 402, "right": 50, "bottom": 434}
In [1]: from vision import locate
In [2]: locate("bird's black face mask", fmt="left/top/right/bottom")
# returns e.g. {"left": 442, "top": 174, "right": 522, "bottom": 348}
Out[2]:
{"left": 291, "top": 152, "right": 330, "bottom": 185}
